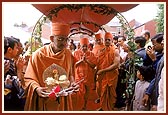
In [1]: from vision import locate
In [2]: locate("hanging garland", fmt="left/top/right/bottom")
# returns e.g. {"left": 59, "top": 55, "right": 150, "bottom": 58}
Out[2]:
{"left": 69, "top": 31, "right": 92, "bottom": 37}
{"left": 47, "top": 4, "right": 117, "bottom": 19}
{"left": 116, "top": 11, "right": 143, "bottom": 111}
{"left": 30, "top": 16, "right": 47, "bottom": 54}
{"left": 69, "top": 21, "right": 106, "bottom": 37}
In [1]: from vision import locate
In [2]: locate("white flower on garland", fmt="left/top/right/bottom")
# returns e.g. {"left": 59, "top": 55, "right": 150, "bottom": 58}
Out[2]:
{"left": 45, "top": 77, "right": 56, "bottom": 85}
{"left": 59, "top": 75, "right": 67, "bottom": 81}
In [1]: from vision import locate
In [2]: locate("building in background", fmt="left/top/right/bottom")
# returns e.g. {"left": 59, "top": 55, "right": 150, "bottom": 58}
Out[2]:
{"left": 132, "top": 19, "right": 157, "bottom": 38}
{"left": 103, "top": 19, "right": 157, "bottom": 38}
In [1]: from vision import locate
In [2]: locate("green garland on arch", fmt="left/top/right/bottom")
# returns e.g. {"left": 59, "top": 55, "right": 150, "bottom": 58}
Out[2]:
{"left": 116, "top": 11, "right": 143, "bottom": 110}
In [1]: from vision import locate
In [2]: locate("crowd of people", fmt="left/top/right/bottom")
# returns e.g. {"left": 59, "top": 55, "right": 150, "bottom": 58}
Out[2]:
{"left": 3, "top": 22, "right": 164, "bottom": 111}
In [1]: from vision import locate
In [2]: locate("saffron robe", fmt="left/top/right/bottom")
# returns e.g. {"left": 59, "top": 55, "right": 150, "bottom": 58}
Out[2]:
{"left": 73, "top": 50, "right": 98, "bottom": 110}
{"left": 92, "top": 44, "right": 105, "bottom": 56}
{"left": 97, "top": 45, "right": 119, "bottom": 111}
{"left": 92, "top": 44, "right": 105, "bottom": 98}
{"left": 24, "top": 44, "right": 74, "bottom": 111}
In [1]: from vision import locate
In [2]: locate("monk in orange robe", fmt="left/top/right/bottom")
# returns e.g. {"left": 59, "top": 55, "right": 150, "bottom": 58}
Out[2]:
{"left": 73, "top": 38, "right": 98, "bottom": 110}
{"left": 96, "top": 32, "right": 120, "bottom": 111}
{"left": 92, "top": 33, "right": 105, "bottom": 55}
{"left": 23, "top": 23, "right": 77, "bottom": 111}
{"left": 92, "top": 33, "right": 105, "bottom": 103}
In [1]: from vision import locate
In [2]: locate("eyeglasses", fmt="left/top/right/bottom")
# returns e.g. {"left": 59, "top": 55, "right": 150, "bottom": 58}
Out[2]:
{"left": 54, "top": 36, "right": 68, "bottom": 41}
{"left": 95, "top": 39, "right": 102, "bottom": 42}
{"left": 105, "top": 39, "right": 111, "bottom": 41}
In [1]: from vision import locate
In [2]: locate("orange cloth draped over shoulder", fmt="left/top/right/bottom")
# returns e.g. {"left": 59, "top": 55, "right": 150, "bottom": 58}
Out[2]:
{"left": 73, "top": 49, "right": 98, "bottom": 110}
{"left": 74, "top": 50, "right": 97, "bottom": 85}
{"left": 97, "top": 45, "right": 119, "bottom": 111}
{"left": 92, "top": 44, "right": 105, "bottom": 57}
{"left": 23, "top": 44, "right": 74, "bottom": 111}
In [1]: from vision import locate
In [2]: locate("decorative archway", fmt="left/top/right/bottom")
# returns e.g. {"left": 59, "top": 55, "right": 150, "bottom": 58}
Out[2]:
{"left": 30, "top": 5, "right": 141, "bottom": 110}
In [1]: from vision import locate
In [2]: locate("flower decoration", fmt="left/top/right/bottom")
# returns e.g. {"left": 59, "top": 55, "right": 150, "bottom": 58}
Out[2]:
{"left": 44, "top": 70, "right": 70, "bottom": 92}
{"left": 58, "top": 75, "right": 70, "bottom": 89}
{"left": 59, "top": 75, "right": 67, "bottom": 81}
{"left": 45, "top": 77, "right": 56, "bottom": 86}
{"left": 43, "top": 64, "right": 70, "bottom": 97}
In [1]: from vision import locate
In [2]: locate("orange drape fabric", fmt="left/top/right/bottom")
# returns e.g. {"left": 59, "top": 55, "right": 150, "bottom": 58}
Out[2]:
{"left": 73, "top": 50, "right": 97, "bottom": 110}
{"left": 24, "top": 44, "right": 74, "bottom": 111}
{"left": 32, "top": 4, "right": 137, "bottom": 33}
{"left": 97, "top": 45, "right": 119, "bottom": 111}
{"left": 92, "top": 44, "right": 105, "bottom": 99}
{"left": 92, "top": 44, "right": 105, "bottom": 57}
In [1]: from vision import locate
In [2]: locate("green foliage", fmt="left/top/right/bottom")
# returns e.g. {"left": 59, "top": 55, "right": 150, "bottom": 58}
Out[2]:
{"left": 155, "top": 4, "right": 164, "bottom": 33}
{"left": 30, "top": 16, "right": 49, "bottom": 54}
{"left": 116, "top": 12, "right": 144, "bottom": 110}
{"left": 127, "top": 41, "right": 137, "bottom": 52}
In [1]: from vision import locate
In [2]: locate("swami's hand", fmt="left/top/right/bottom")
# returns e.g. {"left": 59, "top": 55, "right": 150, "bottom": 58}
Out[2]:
{"left": 97, "top": 69, "right": 105, "bottom": 75}
{"left": 36, "top": 87, "right": 49, "bottom": 98}
{"left": 71, "top": 82, "right": 80, "bottom": 92}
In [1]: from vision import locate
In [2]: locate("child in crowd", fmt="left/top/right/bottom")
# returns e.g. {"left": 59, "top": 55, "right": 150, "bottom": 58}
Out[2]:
{"left": 133, "top": 65, "right": 155, "bottom": 111}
